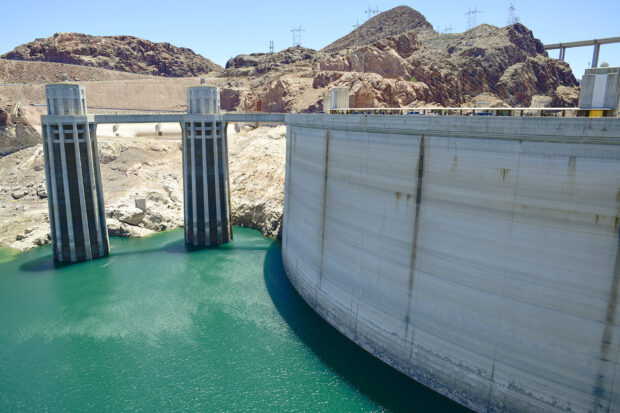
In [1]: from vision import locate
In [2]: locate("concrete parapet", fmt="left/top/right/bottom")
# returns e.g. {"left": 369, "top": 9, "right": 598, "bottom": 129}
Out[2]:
{"left": 282, "top": 114, "right": 620, "bottom": 412}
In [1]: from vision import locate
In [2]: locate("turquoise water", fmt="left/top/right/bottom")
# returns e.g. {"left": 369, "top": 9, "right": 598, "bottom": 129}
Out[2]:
{"left": 0, "top": 227, "right": 468, "bottom": 412}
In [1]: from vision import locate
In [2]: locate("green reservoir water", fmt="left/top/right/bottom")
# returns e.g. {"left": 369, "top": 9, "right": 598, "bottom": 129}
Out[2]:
{"left": 0, "top": 227, "right": 468, "bottom": 412}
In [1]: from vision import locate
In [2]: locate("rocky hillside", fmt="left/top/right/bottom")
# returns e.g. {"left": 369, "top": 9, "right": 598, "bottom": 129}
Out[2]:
{"left": 226, "top": 46, "right": 315, "bottom": 75}
{"left": 0, "top": 59, "right": 156, "bottom": 84}
{"left": 314, "top": 23, "right": 578, "bottom": 107}
{"left": 222, "top": 6, "right": 578, "bottom": 110}
{"left": 322, "top": 5, "right": 434, "bottom": 52}
{"left": 1, "top": 32, "right": 222, "bottom": 77}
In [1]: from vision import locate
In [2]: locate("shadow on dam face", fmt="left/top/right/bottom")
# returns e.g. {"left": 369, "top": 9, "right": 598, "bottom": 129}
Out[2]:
{"left": 262, "top": 243, "right": 471, "bottom": 413}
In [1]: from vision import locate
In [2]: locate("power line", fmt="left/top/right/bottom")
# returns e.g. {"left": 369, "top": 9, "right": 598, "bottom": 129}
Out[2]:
{"left": 465, "top": 7, "right": 482, "bottom": 31}
{"left": 290, "top": 25, "right": 306, "bottom": 47}
{"left": 269, "top": 40, "right": 274, "bottom": 54}
{"left": 442, "top": 25, "right": 454, "bottom": 34}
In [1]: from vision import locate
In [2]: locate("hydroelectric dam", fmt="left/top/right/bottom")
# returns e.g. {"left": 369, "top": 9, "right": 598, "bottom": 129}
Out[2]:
{"left": 40, "top": 80, "right": 620, "bottom": 412}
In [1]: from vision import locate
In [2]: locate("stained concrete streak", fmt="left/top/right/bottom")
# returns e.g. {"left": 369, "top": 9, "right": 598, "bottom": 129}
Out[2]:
{"left": 594, "top": 220, "right": 620, "bottom": 411}
{"left": 318, "top": 129, "right": 330, "bottom": 292}
{"left": 404, "top": 134, "right": 425, "bottom": 342}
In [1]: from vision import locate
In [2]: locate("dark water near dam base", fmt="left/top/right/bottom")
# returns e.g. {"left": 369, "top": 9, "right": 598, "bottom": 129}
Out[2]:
{"left": 0, "top": 227, "right": 468, "bottom": 412}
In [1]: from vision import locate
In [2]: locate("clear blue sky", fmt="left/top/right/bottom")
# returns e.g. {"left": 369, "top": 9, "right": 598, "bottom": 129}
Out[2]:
{"left": 1, "top": 0, "right": 618, "bottom": 78}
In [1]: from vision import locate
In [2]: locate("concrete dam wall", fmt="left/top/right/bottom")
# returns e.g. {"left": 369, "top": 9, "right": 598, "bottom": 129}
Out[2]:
{"left": 281, "top": 114, "right": 620, "bottom": 412}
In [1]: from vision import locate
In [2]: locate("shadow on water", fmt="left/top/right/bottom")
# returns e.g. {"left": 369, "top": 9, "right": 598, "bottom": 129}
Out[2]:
{"left": 163, "top": 238, "right": 271, "bottom": 254}
{"left": 19, "top": 255, "right": 74, "bottom": 273}
{"left": 263, "top": 243, "right": 471, "bottom": 413}
{"left": 19, "top": 235, "right": 271, "bottom": 272}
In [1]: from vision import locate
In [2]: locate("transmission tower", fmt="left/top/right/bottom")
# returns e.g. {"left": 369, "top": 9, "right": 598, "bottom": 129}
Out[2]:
{"left": 269, "top": 40, "right": 274, "bottom": 54}
{"left": 365, "top": 5, "right": 379, "bottom": 20}
{"left": 442, "top": 25, "right": 454, "bottom": 34}
{"left": 507, "top": 2, "right": 520, "bottom": 25}
{"left": 465, "top": 7, "right": 482, "bottom": 30}
{"left": 290, "top": 26, "right": 305, "bottom": 47}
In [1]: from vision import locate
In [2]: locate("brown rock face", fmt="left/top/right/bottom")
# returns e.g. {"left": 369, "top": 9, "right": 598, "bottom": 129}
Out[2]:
{"left": 1, "top": 32, "right": 221, "bottom": 77}
{"left": 0, "top": 103, "right": 40, "bottom": 154}
{"left": 262, "top": 79, "right": 301, "bottom": 112}
{"left": 322, "top": 5, "right": 433, "bottom": 52}
{"left": 220, "top": 88, "right": 260, "bottom": 112}
{"left": 313, "top": 19, "right": 578, "bottom": 108}
{"left": 329, "top": 72, "right": 431, "bottom": 108}
{"left": 224, "top": 46, "right": 316, "bottom": 76}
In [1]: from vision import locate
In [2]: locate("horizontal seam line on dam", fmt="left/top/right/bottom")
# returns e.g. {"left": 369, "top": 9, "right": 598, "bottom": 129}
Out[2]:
{"left": 284, "top": 123, "right": 620, "bottom": 144}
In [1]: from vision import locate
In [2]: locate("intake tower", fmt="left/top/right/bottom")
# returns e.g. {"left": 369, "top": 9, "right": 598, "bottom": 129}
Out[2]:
{"left": 42, "top": 83, "right": 109, "bottom": 262}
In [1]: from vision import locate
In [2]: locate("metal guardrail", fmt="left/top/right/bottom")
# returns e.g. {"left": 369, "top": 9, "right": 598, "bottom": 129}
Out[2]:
{"left": 328, "top": 107, "right": 589, "bottom": 117}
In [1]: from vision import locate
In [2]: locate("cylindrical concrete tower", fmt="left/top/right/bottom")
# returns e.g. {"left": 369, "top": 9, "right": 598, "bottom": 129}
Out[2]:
{"left": 187, "top": 86, "right": 221, "bottom": 115}
{"left": 45, "top": 82, "right": 87, "bottom": 116}
{"left": 331, "top": 87, "right": 349, "bottom": 109}
{"left": 182, "top": 86, "right": 232, "bottom": 246}
{"left": 42, "top": 83, "right": 109, "bottom": 262}
{"left": 322, "top": 94, "right": 331, "bottom": 113}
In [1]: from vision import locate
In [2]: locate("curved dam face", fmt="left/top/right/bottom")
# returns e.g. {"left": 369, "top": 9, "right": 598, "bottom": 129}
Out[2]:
{"left": 281, "top": 114, "right": 620, "bottom": 412}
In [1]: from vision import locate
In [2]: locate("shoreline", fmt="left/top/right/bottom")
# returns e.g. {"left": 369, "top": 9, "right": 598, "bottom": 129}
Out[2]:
{"left": 0, "top": 224, "right": 280, "bottom": 263}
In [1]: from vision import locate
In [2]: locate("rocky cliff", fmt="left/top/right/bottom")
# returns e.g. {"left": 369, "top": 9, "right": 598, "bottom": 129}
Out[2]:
{"left": 314, "top": 23, "right": 578, "bottom": 107}
{"left": 222, "top": 6, "right": 578, "bottom": 110}
{"left": 322, "top": 5, "right": 434, "bottom": 52}
{"left": 0, "top": 102, "right": 40, "bottom": 155}
{"left": 0, "top": 6, "right": 580, "bottom": 112}
{"left": 1, "top": 32, "right": 222, "bottom": 77}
